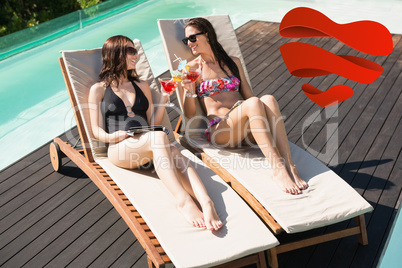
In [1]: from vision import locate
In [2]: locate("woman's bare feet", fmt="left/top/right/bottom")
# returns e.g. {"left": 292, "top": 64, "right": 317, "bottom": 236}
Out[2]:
{"left": 177, "top": 197, "right": 206, "bottom": 228}
{"left": 273, "top": 167, "right": 302, "bottom": 195}
{"left": 202, "top": 201, "right": 223, "bottom": 231}
{"left": 287, "top": 163, "right": 308, "bottom": 190}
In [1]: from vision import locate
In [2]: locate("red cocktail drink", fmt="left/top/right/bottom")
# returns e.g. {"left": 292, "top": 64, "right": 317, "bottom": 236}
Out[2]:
{"left": 185, "top": 71, "right": 200, "bottom": 82}
{"left": 159, "top": 78, "right": 176, "bottom": 107}
{"left": 183, "top": 68, "right": 200, "bottom": 98}
{"left": 160, "top": 80, "right": 177, "bottom": 93}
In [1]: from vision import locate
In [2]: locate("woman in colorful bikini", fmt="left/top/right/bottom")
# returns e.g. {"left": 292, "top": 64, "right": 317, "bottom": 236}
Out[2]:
{"left": 180, "top": 18, "right": 308, "bottom": 195}
{"left": 88, "top": 35, "right": 222, "bottom": 230}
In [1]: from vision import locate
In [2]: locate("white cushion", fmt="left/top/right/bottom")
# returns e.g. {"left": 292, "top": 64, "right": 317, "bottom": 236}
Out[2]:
{"left": 188, "top": 137, "right": 373, "bottom": 233}
{"left": 96, "top": 145, "right": 278, "bottom": 267}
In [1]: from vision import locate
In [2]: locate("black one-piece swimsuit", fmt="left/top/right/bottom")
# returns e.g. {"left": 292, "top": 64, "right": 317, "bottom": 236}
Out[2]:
{"left": 101, "top": 80, "right": 149, "bottom": 133}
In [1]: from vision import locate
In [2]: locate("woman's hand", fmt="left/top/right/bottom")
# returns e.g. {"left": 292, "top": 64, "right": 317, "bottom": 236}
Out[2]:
{"left": 109, "top": 130, "right": 129, "bottom": 144}
{"left": 158, "top": 78, "right": 177, "bottom": 97}
{"left": 181, "top": 77, "right": 196, "bottom": 96}
{"left": 160, "top": 86, "right": 172, "bottom": 97}
{"left": 159, "top": 89, "right": 169, "bottom": 104}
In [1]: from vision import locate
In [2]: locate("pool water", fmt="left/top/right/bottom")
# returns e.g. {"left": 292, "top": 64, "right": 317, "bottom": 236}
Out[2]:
{"left": 0, "top": 0, "right": 401, "bottom": 171}
{"left": 379, "top": 205, "right": 402, "bottom": 268}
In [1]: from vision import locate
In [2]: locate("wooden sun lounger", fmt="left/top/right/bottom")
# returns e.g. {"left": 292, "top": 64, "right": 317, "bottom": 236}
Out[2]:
{"left": 51, "top": 56, "right": 172, "bottom": 268}
{"left": 158, "top": 15, "right": 373, "bottom": 267}
{"left": 50, "top": 40, "right": 279, "bottom": 268}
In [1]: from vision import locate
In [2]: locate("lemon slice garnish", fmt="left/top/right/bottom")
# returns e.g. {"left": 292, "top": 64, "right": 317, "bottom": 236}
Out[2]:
{"left": 173, "top": 76, "right": 182, "bottom": 82}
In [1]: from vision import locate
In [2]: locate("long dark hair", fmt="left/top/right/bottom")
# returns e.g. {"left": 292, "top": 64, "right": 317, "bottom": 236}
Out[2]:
{"left": 184, "top": 17, "right": 240, "bottom": 81}
{"left": 184, "top": 17, "right": 241, "bottom": 83}
{"left": 99, "top": 35, "right": 139, "bottom": 87}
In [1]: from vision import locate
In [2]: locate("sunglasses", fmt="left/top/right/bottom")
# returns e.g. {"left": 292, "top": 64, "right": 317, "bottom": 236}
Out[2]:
{"left": 182, "top": 32, "right": 205, "bottom": 45}
{"left": 126, "top": 47, "right": 138, "bottom": 56}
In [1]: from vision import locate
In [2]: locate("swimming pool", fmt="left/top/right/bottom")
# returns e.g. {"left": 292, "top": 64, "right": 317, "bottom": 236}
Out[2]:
{"left": 0, "top": 0, "right": 401, "bottom": 171}
{"left": 379, "top": 204, "right": 402, "bottom": 268}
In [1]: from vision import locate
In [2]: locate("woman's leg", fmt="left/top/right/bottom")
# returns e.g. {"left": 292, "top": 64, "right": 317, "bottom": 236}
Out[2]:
{"left": 211, "top": 97, "right": 302, "bottom": 194}
{"left": 108, "top": 131, "right": 205, "bottom": 228}
{"left": 259, "top": 95, "right": 308, "bottom": 190}
{"left": 169, "top": 145, "right": 222, "bottom": 231}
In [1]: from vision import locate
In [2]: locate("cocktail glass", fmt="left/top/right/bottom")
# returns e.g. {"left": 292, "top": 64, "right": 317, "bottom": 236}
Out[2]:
{"left": 183, "top": 68, "right": 200, "bottom": 98}
{"left": 159, "top": 78, "right": 176, "bottom": 107}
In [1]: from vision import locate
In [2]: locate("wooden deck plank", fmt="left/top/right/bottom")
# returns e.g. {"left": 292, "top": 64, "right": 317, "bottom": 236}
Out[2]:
{"left": 290, "top": 52, "right": 363, "bottom": 155}
{"left": 305, "top": 78, "right": 402, "bottom": 268}
{"left": 0, "top": 175, "right": 89, "bottom": 241}
{"left": 285, "top": 45, "right": 356, "bottom": 151}
{"left": 273, "top": 38, "right": 344, "bottom": 132}
{"left": 237, "top": 20, "right": 267, "bottom": 45}
{"left": 136, "top": 253, "right": 152, "bottom": 268}
{"left": 90, "top": 228, "right": 138, "bottom": 267}
{"left": 0, "top": 146, "right": 51, "bottom": 183}
{"left": 44, "top": 208, "right": 121, "bottom": 267}
{"left": 0, "top": 20, "right": 401, "bottom": 268}
{"left": 0, "top": 128, "right": 80, "bottom": 183}
{"left": 329, "top": 36, "right": 402, "bottom": 170}
{"left": 0, "top": 154, "right": 56, "bottom": 200}
{"left": 2, "top": 189, "right": 104, "bottom": 267}
{"left": 109, "top": 241, "right": 147, "bottom": 268}
{"left": 23, "top": 198, "right": 116, "bottom": 267}
{"left": 66, "top": 218, "right": 131, "bottom": 267}
{"left": 0, "top": 159, "right": 66, "bottom": 217}
{"left": 285, "top": 35, "right": 402, "bottom": 268}
{"left": 334, "top": 65, "right": 401, "bottom": 192}
{"left": 349, "top": 121, "right": 402, "bottom": 267}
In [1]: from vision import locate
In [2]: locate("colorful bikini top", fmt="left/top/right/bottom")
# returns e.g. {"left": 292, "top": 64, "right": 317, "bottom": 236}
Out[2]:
{"left": 196, "top": 58, "right": 240, "bottom": 98}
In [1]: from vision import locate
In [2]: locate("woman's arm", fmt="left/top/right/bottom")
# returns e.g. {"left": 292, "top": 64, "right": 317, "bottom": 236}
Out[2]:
{"left": 88, "top": 83, "right": 128, "bottom": 144}
{"left": 232, "top": 57, "right": 254, "bottom": 100}
{"left": 180, "top": 80, "right": 198, "bottom": 118}
{"left": 180, "top": 60, "right": 199, "bottom": 118}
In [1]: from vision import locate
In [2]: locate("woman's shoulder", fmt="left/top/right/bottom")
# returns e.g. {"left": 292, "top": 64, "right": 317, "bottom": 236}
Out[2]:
{"left": 136, "top": 79, "right": 149, "bottom": 87}
{"left": 90, "top": 81, "right": 107, "bottom": 93}
{"left": 186, "top": 56, "right": 202, "bottom": 68}
{"left": 135, "top": 80, "right": 152, "bottom": 96}
{"left": 230, "top": 56, "right": 241, "bottom": 65}
{"left": 88, "top": 82, "right": 107, "bottom": 101}
{"left": 135, "top": 79, "right": 151, "bottom": 91}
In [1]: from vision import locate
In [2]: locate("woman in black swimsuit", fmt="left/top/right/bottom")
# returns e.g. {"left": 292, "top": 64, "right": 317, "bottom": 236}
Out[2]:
{"left": 181, "top": 18, "right": 308, "bottom": 195}
{"left": 89, "top": 35, "right": 222, "bottom": 231}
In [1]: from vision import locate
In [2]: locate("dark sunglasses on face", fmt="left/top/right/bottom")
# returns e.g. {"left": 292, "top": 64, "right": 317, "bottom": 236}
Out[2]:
{"left": 182, "top": 32, "right": 205, "bottom": 45}
{"left": 126, "top": 47, "right": 138, "bottom": 56}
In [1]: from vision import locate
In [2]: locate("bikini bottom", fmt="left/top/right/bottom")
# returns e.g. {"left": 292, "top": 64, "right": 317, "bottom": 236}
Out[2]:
{"left": 203, "top": 117, "right": 223, "bottom": 142}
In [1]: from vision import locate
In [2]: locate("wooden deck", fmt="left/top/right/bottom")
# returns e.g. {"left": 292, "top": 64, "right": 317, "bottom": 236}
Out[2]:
{"left": 1, "top": 20, "right": 401, "bottom": 267}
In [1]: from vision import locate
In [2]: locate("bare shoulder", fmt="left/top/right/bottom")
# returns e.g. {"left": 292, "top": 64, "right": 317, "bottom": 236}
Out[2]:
{"left": 88, "top": 82, "right": 106, "bottom": 102}
{"left": 136, "top": 80, "right": 153, "bottom": 100}
{"left": 230, "top": 56, "right": 241, "bottom": 65}
{"left": 90, "top": 82, "right": 106, "bottom": 95}
{"left": 186, "top": 56, "right": 201, "bottom": 69}
{"left": 136, "top": 80, "right": 151, "bottom": 92}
